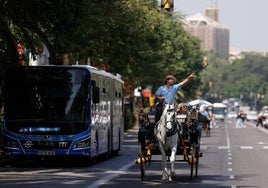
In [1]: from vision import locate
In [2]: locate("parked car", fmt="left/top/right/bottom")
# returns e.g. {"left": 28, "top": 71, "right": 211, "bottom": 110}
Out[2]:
{"left": 246, "top": 111, "right": 258, "bottom": 121}
{"left": 226, "top": 111, "right": 237, "bottom": 119}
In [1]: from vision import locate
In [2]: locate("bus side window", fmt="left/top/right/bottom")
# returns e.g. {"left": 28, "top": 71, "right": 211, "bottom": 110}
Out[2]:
{"left": 92, "top": 80, "right": 100, "bottom": 103}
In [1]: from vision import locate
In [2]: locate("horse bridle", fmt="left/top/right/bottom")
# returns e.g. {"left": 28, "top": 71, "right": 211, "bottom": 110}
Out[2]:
{"left": 165, "top": 105, "right": 177, "bottom": 127}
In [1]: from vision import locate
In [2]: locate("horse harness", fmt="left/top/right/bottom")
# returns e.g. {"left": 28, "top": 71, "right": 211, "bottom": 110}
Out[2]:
{"left": 161, "top": 104, "right": 180, "bottom": 137}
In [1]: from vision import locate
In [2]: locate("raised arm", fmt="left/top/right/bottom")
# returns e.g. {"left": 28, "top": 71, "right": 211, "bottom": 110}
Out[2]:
{"left": 180, "top": 73, "right": 195, "bottom": 87}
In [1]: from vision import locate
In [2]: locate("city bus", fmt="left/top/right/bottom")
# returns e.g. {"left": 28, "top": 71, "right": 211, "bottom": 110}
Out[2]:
{"left": 2, "top": 65, "right": 124, "bottom": 159}
{"left": 212, "top": 102, "right": 227, "bottom": 122}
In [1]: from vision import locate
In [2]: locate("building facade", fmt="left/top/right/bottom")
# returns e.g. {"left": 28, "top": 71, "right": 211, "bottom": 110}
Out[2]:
{"left": 183, "top": 8, "right": 229, "bottom": 54}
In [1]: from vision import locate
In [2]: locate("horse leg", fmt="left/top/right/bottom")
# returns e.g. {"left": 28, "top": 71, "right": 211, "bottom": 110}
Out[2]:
{"left": 158, "top": 143, "right": 169, "bottom": 181}
{"left": 169, "top": 136, "right": 178, "bottom": 180}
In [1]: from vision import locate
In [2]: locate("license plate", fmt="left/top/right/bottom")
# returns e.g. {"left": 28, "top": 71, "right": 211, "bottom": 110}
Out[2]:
{"left": 38, "top": 150, "right": 55, "bottom": 155}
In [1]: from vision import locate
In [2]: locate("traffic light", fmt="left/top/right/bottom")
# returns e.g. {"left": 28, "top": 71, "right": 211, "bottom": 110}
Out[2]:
{"left": 161, "top": 0, "right": 174, "bottom": 12}
{"left": 203, "top": 56, "right": 208, "bottom": 67}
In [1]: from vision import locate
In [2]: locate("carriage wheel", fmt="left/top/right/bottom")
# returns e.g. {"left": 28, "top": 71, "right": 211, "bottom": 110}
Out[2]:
{"left": 138, "top": 130, "right": 147, "bottom": 181}
{"left": 139, "top": 146, "right": 146, "bottom": 181}
{"left": 139, "top": 155, "right": 146, "bottom": 181}
{"left": 146, "top": 147, "right": 152, "bottom": 166}
{"left": 190, "top": 143, "right": 198, "bottom": 180}
{"left": 195, "top": 157, "right": 199, "bottom": 177}
{"left": 190, "top": 144, "right": 194, "bottom": 180}
{"left": 195, "top": 149, "right": 199, "bottom": 177}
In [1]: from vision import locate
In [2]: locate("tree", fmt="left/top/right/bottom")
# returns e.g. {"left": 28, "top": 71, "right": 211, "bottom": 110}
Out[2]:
{"left": 200, "top": 52, "right": 268, "bottom": 109}
{"left": 0, "top": 0, "right": 204, "bottom": 111}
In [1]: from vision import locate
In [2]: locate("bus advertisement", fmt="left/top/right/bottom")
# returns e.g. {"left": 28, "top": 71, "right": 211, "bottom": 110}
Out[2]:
{"left": 2, "top": 65, "right": 124, "bottom": 159}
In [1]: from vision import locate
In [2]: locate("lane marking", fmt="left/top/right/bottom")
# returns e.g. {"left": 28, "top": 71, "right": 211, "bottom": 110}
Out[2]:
{"left": 240, "top": 146, "right": 253, "bottom": 149}
{"left": 85, "top": 161, "right": 135, "bottom": 188}
{"left": 218, "top": 146, "right": 230, "bottom": 149}
{"left": 225, "top": 123, "right": 231, "bottom": 149}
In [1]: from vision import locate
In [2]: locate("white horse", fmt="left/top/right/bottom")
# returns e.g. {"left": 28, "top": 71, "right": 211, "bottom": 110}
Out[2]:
{"left": 154, "top": 103, "right": 179, "bottom": 181}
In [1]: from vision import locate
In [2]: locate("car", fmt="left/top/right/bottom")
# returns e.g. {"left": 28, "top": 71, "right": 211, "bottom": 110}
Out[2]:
{"left": 226, "top": 111, "right": 237, "bottom": 119}
{"left": 246, "top": 111, "right": 258, "bottom": 121}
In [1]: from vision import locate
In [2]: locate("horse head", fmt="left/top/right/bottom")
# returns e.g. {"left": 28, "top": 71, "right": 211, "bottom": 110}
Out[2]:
{"left": 155, "top": 103, "right": 177, "bottom": 141}
{"left": 165, "top": 104, "right": 177, "bottom": 131}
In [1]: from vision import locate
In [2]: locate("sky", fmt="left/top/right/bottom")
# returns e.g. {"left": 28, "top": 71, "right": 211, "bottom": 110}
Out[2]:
{"left": 172, "top": 0, "right": 268, "bottom": 51}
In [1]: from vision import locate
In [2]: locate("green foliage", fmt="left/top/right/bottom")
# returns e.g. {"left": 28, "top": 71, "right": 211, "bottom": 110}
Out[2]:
{"left": 0, "top": 0, "right": 205, "bottom": 108}
{"left": 200, "top": 52, "right": 268, "bottom": 109}
{"left": 124, "top": 107, "right": 136, "bottom": 130}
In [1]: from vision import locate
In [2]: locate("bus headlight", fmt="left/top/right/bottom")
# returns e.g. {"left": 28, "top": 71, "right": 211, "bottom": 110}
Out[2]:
{"left": 74, "top": 138, "right": 90, "bottom": 149}
{"left": 4, "top": 139, "right": 19, "bottom": 149}
{"left": 2, "top": 135, "right": 19, "bottom": 149}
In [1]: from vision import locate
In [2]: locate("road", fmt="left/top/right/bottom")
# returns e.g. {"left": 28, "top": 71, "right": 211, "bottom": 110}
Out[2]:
{"left": 0, "top": 119, "right": 268, "bottom": 188}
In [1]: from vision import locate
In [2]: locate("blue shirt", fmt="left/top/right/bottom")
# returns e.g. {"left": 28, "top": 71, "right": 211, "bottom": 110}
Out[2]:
{"left": 155, "top": 83, "right": 182, "bottom": 104}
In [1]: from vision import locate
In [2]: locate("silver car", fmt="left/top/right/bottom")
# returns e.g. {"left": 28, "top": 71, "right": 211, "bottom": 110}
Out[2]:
{"left": 227, "top": 111, "right": 237, "bottom": 119}
{"left": 246, "top": 111, "right": 258, "bottom": 121}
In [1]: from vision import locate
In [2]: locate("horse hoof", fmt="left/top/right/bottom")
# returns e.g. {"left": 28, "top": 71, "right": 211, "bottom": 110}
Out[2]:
{"left": 170, "top": 173, "right": 176, "bottom": 180}
{"left": 161, "top": 176, "right": 169, "bottom": 181}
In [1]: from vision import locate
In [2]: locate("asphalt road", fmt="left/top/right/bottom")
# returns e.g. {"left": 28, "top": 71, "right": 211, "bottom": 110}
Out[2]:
{"left": 0, "top": 119, "right": 268, "bottom": 188}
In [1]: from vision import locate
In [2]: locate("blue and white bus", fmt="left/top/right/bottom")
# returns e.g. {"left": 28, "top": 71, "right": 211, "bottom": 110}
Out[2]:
{"left": 2, "top": 65, "right": 124, "bottom": 159}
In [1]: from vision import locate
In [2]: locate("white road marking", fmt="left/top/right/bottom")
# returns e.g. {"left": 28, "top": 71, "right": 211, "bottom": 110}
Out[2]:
{"left": 85, "top": 161, "right": 135, "bottom": 188}
{"left": 225, "top": 123, "right": 231, "bottom": 149}
{"left": 218, "top": 146, "right": 230, "bottom": 149}
{"left": 240, "top": 146, "right": 253, "bottom": 149}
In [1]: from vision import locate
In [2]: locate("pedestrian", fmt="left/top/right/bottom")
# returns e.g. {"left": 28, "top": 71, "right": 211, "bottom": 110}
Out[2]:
{"left": 155, "top": 73, "right": 195, "bottom": 122}
{"left": 235, "top": 110, "right": 244, "bottom": 128}
{"left": 241, "top": 111, "right": 246, "bottom": 127}
{"left": 210, "top": 113, "right": 216, "bottom": 128}
{"left": 256, "top": 111, "right": 264, "bottom": 127}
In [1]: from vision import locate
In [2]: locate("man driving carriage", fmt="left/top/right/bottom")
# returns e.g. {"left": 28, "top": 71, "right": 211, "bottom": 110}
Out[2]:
{"left": 155, "top": 73, "right": 195, "bottom": 122}
{"left": 137, "top": 73, "right": 206, "bottom": 181}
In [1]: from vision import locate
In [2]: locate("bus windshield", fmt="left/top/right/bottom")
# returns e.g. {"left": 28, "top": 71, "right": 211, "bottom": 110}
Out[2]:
{"left": 212, "top": 108, "right": 226, "bottom": 115}
{"left": 4, "top": 67, "right": 90, "bottom": 135}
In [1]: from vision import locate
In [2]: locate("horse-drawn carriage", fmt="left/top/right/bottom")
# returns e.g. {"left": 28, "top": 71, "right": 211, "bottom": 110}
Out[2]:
{"left": 136, "top": 103, "right": 203, "bottom": 181}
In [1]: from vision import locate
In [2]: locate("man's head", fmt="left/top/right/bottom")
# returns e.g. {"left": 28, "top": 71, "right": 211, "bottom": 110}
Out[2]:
{"left": 164, "top": 75, "right": 176, "bottom": 84}
{"left": 177, "top": 103, "right": 187, "bottom": 114}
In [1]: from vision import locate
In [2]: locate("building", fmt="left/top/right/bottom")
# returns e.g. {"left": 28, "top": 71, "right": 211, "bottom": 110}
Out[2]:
{"left": 183, "top": 8, "right": 229, "bottom": 55}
